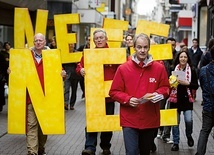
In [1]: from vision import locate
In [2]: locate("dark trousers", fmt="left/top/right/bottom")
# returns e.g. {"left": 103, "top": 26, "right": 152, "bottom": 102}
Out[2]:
{"left": 64, "top": 74, "right": 79, "bottom": 107}
{"left": 196, "top": 110, "right": 214, "bottom": 155}
{"left": 0, "top": 82, "right": 5, "bottom": 110}
{"left": 123, "top": 127, "right": 156, "bottom": 155}
{"left": 162, "top": 126, "right": 171, "bottom": 139}
{"left": 69, "top": 78, "right": 79, "bottom": 107}
{"left": 79, "top": 76, "right": 85, "bottom": 98}
{"left": 84, "top": 102, "right": 115, "bottom": 152}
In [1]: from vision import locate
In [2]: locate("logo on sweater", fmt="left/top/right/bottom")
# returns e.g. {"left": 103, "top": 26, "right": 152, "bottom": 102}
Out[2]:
{"left": 149, "top": 78, "right": 156, "bottom": 83}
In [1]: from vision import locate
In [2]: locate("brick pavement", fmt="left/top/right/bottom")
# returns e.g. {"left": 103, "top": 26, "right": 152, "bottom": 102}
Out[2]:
{"left": 0, "top": 86, "right": 214, "bottom": 155}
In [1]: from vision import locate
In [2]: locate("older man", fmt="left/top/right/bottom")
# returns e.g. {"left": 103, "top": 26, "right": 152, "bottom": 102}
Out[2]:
{"left": 77, "top": 29, "right": 117, "bottom": 155}
{"left": 26, "top": 33, "right": 66, "bottom": 155}
{"left": 109, "top": 33, "right": 170, "bottom": 155}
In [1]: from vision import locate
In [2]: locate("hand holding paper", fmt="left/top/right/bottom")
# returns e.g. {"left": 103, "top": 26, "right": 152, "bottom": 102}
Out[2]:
{"left": 138, "top": 93, "right": 164, "bottom": 104}
{"left": 172, "top": 71, "right": 186, "bottom": 81}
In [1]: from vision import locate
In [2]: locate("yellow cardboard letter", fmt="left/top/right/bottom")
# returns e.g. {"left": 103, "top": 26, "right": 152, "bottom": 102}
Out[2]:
{"left": 8, "top": 49, "right": 65, "bottom": 134}
{"left": 14, "top": 8, "right": 48, "bottom": 48}
{"left": 135, "top": 20, "right": 172, "bottom": 60}
{"left": 102, "top": 19, "right": 129, "bottom": 48}
{"left": 84, "top": 48, "right": 126, "bottom": 132}
{"left": 54, "top": 13, "right": 81, "bottom": 63}
{"left": 90, "top": 28, "right": 124, "bottom": 48}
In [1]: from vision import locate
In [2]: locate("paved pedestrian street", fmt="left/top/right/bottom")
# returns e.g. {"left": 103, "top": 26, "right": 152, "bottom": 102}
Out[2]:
{"left": 0, "top": 86, "right": 214, "bottom": 155}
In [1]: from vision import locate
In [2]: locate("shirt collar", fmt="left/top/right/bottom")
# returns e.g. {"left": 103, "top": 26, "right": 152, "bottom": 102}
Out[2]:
{"left": 34, "top": 52, "right": 42, "bottom": 58}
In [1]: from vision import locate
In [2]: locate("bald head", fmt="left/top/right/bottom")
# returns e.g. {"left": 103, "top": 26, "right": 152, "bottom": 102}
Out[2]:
{"left": 34, "top": 33, "right": 45, "bottom": 41}
{"left": 33, "top": 33, "right": 46, "bottom": 53}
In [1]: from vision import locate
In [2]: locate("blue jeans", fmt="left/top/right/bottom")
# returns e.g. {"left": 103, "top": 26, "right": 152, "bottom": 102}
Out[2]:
{"left": 122, "top": 127, "right": 156, "bottom": 155}
{"left": 172, "top": 110, "right": 193, "bottom": 144}
{"left": 196, "top": 110, "right": 214, "bottom": 155}
{"left": 84, "top": 102, "right": 115, "bottom": 152}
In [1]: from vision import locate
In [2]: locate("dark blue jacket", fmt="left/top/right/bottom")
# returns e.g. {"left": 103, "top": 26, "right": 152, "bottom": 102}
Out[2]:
{"left": 199, "top": 51, "right": 212, "bottom": 69}
{"left": 200, "top": 62, "right": 214, "bottom": 112}
{"left": 188, "top": 47, "right": 203, "bottom": 69}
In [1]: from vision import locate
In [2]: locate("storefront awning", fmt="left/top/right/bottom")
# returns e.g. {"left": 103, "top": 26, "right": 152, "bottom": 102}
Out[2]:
{"left": 177, "top": 10, "right": 192, "bottom": 31}
{"left": 178, "top": 17, "right": 192, "bottom": 27}
{"left": 177, "top": 26, "right": 192, "bottom": 31}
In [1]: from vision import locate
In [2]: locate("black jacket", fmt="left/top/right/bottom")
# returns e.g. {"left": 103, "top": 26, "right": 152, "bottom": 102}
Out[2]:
{"left": 188, "top": 47, "right": 203, "bottom": 69}
{"left": 170, "top": 67, "right": 199, "bottom": 111}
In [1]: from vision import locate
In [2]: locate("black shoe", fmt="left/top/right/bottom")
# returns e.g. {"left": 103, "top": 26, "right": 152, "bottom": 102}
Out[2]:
{"left": 64, "top": 104, "right": 68, "bottom": 110}
{"left": 171, "top": 144, "right": 179, "bottom": 151}
{"left": 102, "top": 149, "right": 111, "bottom": 155}
{"left": 187, "top": 136, "right": 194, "bottom": 147}
{"left": 150, "top": 143, "right": 157, "bottom": 152}
{"left": 0, "top": 106, "right": 2, "bottom": 112}
{"left": 38, "top": 151, "right": 46, "bottom": 155}
{"left": 82, "top": 149, "right": 95, "bottom": 155}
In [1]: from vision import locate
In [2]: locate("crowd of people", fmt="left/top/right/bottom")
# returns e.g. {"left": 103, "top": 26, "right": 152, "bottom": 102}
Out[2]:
{"left": 1, "top": 29, "right": 214, "bottom": 155}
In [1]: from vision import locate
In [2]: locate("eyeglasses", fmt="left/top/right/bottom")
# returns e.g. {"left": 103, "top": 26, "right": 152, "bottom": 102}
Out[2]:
{"left": 135, "top": 45, "right": 149, "bottom": 51}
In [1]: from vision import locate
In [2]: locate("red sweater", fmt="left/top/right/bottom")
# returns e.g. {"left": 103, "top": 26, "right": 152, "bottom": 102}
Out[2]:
{"left": 109, "top": 58, "right": 170, "bottom": 129}
{"left": 27, "top": 52, "right": 44, "bottom": 104}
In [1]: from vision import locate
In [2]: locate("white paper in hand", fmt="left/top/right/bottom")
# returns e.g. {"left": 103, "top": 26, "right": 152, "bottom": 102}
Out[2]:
{"left": 172, "top": 71, "right": 186, "bottom": 81}
{"left": 139, "top": 94, "right": 164, "bottom": 104}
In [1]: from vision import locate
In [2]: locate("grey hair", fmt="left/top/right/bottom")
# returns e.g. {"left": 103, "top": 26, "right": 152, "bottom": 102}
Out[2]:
{"left": 133, "top": 33, "right": 150, "bottom": 48}
{"left": 93, "top": 29, "right": 107, "bottom": 38}
{"left": 34, "top": 33, "right": 46, "bottom": 41}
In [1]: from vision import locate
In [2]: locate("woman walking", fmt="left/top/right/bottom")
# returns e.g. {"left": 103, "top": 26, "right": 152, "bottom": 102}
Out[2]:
{"left": 169, "top": 48, "right": 199, "bottom": 151}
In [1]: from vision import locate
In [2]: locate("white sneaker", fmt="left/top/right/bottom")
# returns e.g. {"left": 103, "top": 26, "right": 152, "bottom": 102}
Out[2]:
{"left": 157, "top": 134, "right": 162, "bottom": 139}
{"left": 167, "top": 139, "right": 173, "bottom": 144}
{"left": 163, "top": 137, "right": 173, "bottom": 144}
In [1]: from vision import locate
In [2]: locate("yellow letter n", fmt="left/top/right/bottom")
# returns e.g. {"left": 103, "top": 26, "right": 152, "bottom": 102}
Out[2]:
{"left": 14, "top": 8, "right": 48, "bottom": 48}
{"left": 8, "top": 49, "right": 65, "bottom": 134}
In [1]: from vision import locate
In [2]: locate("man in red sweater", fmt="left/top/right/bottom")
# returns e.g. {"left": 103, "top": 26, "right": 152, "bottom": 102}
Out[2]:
{"left": 109, "top": 33, "right": 170, "bottom": 155}
{"left": 26, "top": 33, "right": 66, "bottom": 155}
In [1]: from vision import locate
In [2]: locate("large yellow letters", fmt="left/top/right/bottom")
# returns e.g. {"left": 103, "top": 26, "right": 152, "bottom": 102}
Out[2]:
{"left": 8, "top": 49, "right": 65, "bottom": 134}
{"left": 90, "top": 28, "right": 124, "bottom": 49}
{"left": 14, "top": 8, "right": 48, "bottom": 48}
{"left": 86, "top": 21, "right": 175, "bottom": 132}
{"left": 136, "top": 20, "right": 172, "bottom": 60}
{"left": 102, "top": 18, "right": 128, "bottom": 48}
{"left": 10, "top": 8, "right": 80, "bottom": 134}
{"left": 54, "top": 13, "right": 82, "bottom": 63}
{"left": 84, "top": 48, "right": 126, "bottom": 132}
{"left": 11, "top": 8, "right": 176, "bottom": 134}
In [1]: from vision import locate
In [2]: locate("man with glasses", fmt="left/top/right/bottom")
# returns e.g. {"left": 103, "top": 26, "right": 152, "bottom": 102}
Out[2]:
{"left": 109, "top": 33, "right": 170, "bottom": 155}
